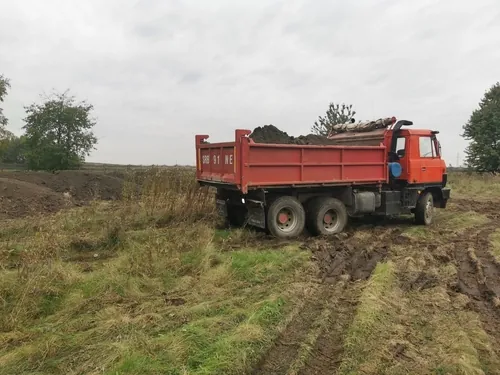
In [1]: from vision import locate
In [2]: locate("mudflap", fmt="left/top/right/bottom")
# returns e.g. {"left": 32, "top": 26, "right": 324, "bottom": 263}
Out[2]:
{"left": 441, "top": 187, "right": 451, "bottom": 208}
{"left": 216, "top": 199, "right": 227, "bottom": 218}
{"left": 247, "top": 201, "right": 266, "bottom": 229}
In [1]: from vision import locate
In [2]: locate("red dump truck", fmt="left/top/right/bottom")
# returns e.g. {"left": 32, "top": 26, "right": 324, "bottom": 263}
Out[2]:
{"left": 195, "top": 118, "right": 450, "bottom": 238}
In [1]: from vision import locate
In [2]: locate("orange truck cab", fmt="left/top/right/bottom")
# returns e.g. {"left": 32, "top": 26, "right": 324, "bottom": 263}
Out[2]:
{"left": 196, "top": 118, "right": 451, "bottom": 239}
{"left": 389, "top": 128, "right": 447, "bottom": 185}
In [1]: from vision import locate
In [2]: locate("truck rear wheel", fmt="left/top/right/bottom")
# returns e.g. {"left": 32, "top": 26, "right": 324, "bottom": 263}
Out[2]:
{"left": 267, "top": 196, "right": 305, "bottom": 239}
{"left": 415, "top": 191, "right": 433, "bottom": 225}
{"left": 307, "top": 197, "right": 348, "bottom": 236}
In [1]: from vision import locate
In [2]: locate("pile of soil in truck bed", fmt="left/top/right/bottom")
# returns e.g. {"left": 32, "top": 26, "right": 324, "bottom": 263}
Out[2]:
{"left": 250, "top": 125, "right": 339, "bottom": 145}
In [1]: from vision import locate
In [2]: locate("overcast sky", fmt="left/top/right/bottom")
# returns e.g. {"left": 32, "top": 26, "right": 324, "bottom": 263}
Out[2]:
{"left": 1, "top": 0, "right": 499, "bottom": 166}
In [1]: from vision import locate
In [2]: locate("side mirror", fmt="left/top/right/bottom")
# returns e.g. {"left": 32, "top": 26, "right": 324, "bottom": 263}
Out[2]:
{"left": 397, "top": 149, "right": 405, "bottom": 158}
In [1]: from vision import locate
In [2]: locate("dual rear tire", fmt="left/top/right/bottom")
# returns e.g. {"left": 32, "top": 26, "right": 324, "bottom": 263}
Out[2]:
{"left": 266, "top": 196, "right": 348, "bottom": 238}
{"left": 306, "top": 197, "right": 348, "bottom": 236}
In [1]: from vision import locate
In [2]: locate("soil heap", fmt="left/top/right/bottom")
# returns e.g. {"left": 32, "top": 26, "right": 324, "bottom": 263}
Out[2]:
{"left": 249, "top": 125, "right": 339, "bottom": 145}
{"left": 250, "top": 118, "right": 393, "bottom": 145}
{"left": 0, "top": 170, "right": 124, "bottom": 219}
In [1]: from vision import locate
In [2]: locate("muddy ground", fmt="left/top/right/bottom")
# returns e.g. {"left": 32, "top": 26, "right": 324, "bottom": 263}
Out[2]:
{"left": 250, "top": 224, "right": 399, "bottom": 375}
{"left": 0, "top": 170, "right": 125, "bottom": 219}
{"left": 249, "top": 199, "right": 500, "bottom": 374}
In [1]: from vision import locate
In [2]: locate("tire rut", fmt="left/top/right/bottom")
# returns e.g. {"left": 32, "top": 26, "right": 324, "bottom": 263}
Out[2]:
{"left": 251, "top": 225, "right": 396, "bottom": 375}
{"left": 252, "top": 285, "right": 332, "bottom": 375}
{"left": 296, "top": 227, "right": 396, "bottom": 375}
{"left": 453, "top": 225, "right": 500, "bottom": 309}
{"left": 451, "top": 222, "right": 500, "bottom": 358}
{"left": 297, "top": 283, "right": 358, "bottom": 375}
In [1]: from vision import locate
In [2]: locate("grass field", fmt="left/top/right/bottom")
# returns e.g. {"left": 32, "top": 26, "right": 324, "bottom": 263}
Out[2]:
{"left": 1, "top": 170, "right": 500, "bottom": 374}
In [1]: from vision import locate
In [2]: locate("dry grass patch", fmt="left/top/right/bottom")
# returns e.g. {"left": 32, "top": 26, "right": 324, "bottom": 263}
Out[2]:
{"left": 402, "top": 210, "right": 489, "bottom": 240}
{"left": 0, "top": 218, "right": 311, "bottom": 374}
{"left": 0, "top": 168, "right": 314, "bottom": 375}
{"left": 338, "top": 261, "right": 400, "bottom": 374}
{"left": 490, "top": 229, "right": 500, "bottom": 262}
{"left": 447, "top": 172, "right": 500, "bottom": 200}
{"left": 337, "top": 242, "right": 500, "bottom": 374}
{"left": 438, "top": 211, "right": 490, "bottom": 232}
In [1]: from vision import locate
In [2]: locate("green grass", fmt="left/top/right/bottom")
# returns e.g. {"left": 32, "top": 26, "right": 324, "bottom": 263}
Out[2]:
{"left": 0, "top": 168, "right": 313, "bottom": 375}
{"left": 0, "top": 210, "right": 311, "bottom": 375}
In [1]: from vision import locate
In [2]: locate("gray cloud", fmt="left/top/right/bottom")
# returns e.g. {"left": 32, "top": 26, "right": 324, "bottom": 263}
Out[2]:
{"left": 1, "top": 0, "right": 500, "bottom": 165}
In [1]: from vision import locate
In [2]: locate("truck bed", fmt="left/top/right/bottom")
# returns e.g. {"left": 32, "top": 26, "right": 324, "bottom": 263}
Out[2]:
{"left": 196, "top": 130, "right": 388, "bottom": 193}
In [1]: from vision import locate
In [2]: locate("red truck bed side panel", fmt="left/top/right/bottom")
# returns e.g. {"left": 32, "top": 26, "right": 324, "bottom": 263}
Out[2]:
{"left": 196, "top": 130, "right": 387, "bottom": 193}
{"left": 244, "top": 144, "right": 387, "bottom": 188}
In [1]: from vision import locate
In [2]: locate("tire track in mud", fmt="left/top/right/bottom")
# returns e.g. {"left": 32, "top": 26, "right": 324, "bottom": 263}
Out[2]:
{"left": 251, "top": 285, "right": 333, "bottom": 375}
{"left": 296, "top": 283, "right": 358, "bottom": 375}
{"left": 297, "top": 227, "right": 397, "bottom": 375}
{"left": 251, "top": 226, "right": 396, "bottom": 375}
{"left": 451, "top": 200, "right": 500, "bottom": 309}
{"left": 449, "top": 201, "right": 500, "bottom": 358}
{"left": 255, "top": 199, "right": 500, "bottom": 375}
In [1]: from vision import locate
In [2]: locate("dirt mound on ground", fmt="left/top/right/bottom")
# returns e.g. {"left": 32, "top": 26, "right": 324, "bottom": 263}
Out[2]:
{"left": 250, "top": 125, "right": 339, "bottom": 145}
{"left": 0, "top": 178, "right": 70, "bottom": 219}
{"left": 0, "top": 171, "right": 124, "bottom": 219}
{"left": 1, "top": 171, "right": 123, "bottom": 201}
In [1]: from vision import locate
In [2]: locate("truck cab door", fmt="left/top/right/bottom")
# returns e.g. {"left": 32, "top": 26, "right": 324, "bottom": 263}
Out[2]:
{"left": 417, "top": 135, "right": 442, "bottom": 184}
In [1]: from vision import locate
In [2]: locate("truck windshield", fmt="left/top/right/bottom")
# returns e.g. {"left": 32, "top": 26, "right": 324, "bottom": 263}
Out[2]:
{"left": 420, "top": 136, "right": 440, "bottom": 158}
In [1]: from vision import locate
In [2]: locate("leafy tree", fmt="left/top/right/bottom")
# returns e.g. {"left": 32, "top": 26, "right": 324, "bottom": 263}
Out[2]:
{"left": 462, "top": 82, "right": 500, "bottom": 172}
{"left": 0, "top": 134, "right": 26, "bottom": 164}
{"left": 0, "top": 74, "right": 11, "bottom": 129}
{"left": 23, "top": 91, "right": 98, "bottom": 171}
{"left": 311, "top": 102, "right": 356, "bottom": 136}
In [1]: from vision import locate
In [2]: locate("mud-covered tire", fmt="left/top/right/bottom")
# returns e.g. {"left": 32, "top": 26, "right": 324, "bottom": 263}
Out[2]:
{"left": 227, "top": 205, "right": 247, "bottom": 227}
{"left": 307, "top": 197, "right": 348, "bottom": 236}
{"left": 267, "top": 196, "right": 305, "bottom": 239}
{"left": 415, "top": 191, "right": 434, "bottom": 225}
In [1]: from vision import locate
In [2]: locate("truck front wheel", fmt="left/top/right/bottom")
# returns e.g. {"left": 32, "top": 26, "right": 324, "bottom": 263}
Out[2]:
{"left": 267, "top": 196, "right": 305, "bottom": 239}
{"left": 415, "top": 191, "right": 433, "bottom": 225}
{"left": 307, "top": 197, "right": 348, "bottom": 236}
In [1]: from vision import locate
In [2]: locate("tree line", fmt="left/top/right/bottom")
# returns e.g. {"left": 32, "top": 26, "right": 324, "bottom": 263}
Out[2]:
{"left": 0, "top": 74, "right": 97, "bottom": 171}
{"left": 1, "top": 72, "right": 499, "bottom": 172}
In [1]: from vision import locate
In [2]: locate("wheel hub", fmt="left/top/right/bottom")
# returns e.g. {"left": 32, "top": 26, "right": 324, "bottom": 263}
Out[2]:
{"left": 425, "top": 200, "right": 433, "bottom": 219}
{"left": 276, "top": 208, "right": 296, "bottom": 232}
{"left": 278, "top": 212, "right": 289, "bottom": 224}
{"left": 323, "top": 209, "right": 337, "bottom": 230}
